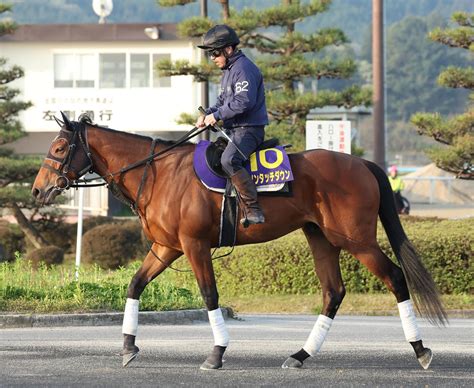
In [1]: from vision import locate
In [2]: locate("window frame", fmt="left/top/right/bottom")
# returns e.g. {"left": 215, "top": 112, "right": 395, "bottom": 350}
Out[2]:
{"left": 52, "top": 51, "right": 173, "bottom": 89}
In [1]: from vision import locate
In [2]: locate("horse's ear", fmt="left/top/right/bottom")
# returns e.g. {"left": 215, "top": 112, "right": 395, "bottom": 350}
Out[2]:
{"left": 60, "top": 111, "right": 71, "bottom": 129}
{"left": 53, "top": 116, "right": 64, "bottom": 127}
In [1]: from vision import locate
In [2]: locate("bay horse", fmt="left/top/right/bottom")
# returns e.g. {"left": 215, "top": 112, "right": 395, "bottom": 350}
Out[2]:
{"left": 31, "top": 113, "right": 446, "bottom": 371}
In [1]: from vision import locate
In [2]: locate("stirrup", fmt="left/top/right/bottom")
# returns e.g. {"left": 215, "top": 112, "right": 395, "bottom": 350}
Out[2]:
{"left": 240, "top": 212, "right": 265, "bottom": 228}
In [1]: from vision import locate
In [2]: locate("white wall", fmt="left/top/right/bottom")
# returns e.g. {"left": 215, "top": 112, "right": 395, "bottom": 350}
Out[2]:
{"left": 2, "top": 40, "right": 201, "bottom": 133}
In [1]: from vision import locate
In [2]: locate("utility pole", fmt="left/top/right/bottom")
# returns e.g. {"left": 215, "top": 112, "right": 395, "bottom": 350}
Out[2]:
{"left": 201, "top": 0, "right": 210, "bottom": 140}
{"left": 372, "top": 0, "right": 385, "bottom": 170}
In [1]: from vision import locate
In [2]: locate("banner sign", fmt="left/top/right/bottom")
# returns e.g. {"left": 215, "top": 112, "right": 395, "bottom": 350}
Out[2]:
{"left": 306, "top": 120, "right": 351, "bottom": 154}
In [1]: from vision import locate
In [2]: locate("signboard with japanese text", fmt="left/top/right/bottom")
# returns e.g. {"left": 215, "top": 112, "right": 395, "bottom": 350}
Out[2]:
{"left": 305, "top": 120, "right": 351, "bottom": 154}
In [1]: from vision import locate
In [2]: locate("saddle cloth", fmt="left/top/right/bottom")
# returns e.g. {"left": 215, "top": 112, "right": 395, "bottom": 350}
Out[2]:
{"left": 193, "top": 139, "right": 294, "bottom": 193}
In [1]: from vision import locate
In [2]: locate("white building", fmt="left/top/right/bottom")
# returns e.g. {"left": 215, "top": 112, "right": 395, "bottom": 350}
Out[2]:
{"left": 1, "top": 23, "right": 204, "bottom": 215}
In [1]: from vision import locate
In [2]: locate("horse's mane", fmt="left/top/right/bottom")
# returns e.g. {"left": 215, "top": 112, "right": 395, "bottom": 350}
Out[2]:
{"left": 77, "top": 114, "right": 193, "bottom": 147}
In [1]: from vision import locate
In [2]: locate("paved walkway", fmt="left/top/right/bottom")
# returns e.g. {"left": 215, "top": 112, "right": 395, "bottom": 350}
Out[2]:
{"left": 409, "top": 203, "right": 473, "bottom": 219}
{"left": 1, "top": 315, "right": 472, "bottom": 387}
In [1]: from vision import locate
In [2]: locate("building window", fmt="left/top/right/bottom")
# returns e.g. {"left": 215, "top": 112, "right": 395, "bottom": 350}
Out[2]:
{"left": 54, "top": 52, "right": 172, "bottom": 89}
{"left": 99, "top": 53, "right": 126, "bottom": 88}
{"left": 76, "top": 54, "right": 95, "bottom": 88}
{"left": 153, "top": 54, "right": 171, "bottom": 88}
{"left": 130, "top": 54, "right": 150, "bottom": 88}
{"left": 54, "top": 54, "right": 74, "bottom": 88}
{"left": 54, "top": 54, "right": 95, "bottom": 88}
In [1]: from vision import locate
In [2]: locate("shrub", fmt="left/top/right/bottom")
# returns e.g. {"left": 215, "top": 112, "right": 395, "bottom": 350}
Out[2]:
{"left": 82, "top": 222, "right": 145, "bottom": 269}
{"left": 172, "top": 218, "right": 473, "bottom": 296}
{"left": 0, "top": 223, "right": 25, "bottom": 262}
{"left": 26, "top": 245, "right": 64, "bottom": 267}
{"left": 82, "top": 216, "right": 120, "bottom": 234}
{"left": 30, "top": 220, "right": 76, "bottom": 253}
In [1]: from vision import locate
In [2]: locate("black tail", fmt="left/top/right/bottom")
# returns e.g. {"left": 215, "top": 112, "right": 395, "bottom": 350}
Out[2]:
{"left": 364, "top": 160, "right": 447, "bottom": 325}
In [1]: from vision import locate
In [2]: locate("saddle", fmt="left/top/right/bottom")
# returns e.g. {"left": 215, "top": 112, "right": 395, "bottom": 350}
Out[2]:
{"left": 194, "top": 138, "right": 293, "bottom": 193}
{"left": 193, "top": 138, "right": 294, "bottom": 247}
{"left": 205, "top": 137, "right": 280, "bottom": 178}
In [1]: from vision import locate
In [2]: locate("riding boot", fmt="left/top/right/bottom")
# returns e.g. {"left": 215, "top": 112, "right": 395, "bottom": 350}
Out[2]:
{"left": 230, "top": 169, "right": 265, "bottom": 226}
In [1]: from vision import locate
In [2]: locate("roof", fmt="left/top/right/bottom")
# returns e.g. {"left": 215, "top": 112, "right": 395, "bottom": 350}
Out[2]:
{"left": 309, "top": 105, "right": 372, "bottom": 115}
{"left": 0, "top": 23, "right": 180, "bottom": 42}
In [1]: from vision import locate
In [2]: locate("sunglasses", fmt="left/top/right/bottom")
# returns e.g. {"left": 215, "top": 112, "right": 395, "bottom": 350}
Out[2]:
{"left": 207, "top": 49, "right": 223, "bottom": 59}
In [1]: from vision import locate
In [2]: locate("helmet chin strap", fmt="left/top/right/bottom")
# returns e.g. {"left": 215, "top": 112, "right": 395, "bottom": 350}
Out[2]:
{"left": 222, "top": 47, "right": 237, "bottom": 68}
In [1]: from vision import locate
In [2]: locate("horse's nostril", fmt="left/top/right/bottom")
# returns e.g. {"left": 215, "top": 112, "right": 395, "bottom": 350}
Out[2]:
{"left": 32, "top": 188, "right": 40, "bottom": 198}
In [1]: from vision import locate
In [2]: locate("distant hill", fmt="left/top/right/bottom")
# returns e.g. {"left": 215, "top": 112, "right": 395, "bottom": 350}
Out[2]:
{"left": 6, "top": 0, "right": 473, "bottom": 47}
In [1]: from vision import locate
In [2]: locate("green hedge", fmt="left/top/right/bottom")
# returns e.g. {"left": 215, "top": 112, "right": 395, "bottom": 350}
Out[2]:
{"left": 172, "top": 218, "right": 473, "bottom": 295}
{"left": 0, "top": 223, "right": 24, "bottom": 263}
{"left": 82, "top": 221, "right": 147, "bottom": 269}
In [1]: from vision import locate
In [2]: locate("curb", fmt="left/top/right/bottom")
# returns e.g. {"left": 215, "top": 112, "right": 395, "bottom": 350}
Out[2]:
{"left": 0, "top": 307, "right": 234, "bottom": 329}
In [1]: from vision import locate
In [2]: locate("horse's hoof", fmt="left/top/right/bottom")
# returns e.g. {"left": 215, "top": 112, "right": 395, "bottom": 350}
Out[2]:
{"left": 200, "top": 359, "right": 223, "bottom": 370}
{"left": 417, "top": 348, "right": 433, "bottom": 370}
{"left": 281, "top": 357, "right": 303, "bottom": 369}
{"left": 121, "top": 346, "right": 140, "bottom": 367}
{"left": 122, "top": 351, "right": 139, "bottom": 367}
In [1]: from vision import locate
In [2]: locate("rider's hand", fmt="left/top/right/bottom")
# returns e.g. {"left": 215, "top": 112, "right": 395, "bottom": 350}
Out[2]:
{"left": 196, "top": 115, "right": 205, "bottom": 128}
{"left": 204, "top": 113, "right": 217, "bottom": 127}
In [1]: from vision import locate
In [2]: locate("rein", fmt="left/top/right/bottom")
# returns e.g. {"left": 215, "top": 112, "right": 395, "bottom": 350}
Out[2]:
{"left": 71, "top": 123, "right": 209, "bottom": 188}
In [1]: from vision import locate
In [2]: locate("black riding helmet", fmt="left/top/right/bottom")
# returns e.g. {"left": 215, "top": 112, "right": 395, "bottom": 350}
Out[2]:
{"left": 197, "top": 24, "right": 240, "bottom": 50}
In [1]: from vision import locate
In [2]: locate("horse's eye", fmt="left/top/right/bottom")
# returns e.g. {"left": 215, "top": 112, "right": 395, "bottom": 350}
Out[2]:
{"left": 51, "top": 138, "right": 69, "bottom": 158}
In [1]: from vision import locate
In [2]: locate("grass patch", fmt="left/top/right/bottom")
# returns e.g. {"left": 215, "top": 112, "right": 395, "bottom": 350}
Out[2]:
{"left": 0, "top": 257, "right": 202, "bottom": 313}
{"left": 1, "top": 256, "right": 471, "bottom": 317}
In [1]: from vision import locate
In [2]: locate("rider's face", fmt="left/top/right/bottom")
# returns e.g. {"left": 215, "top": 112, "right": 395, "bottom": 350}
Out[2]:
{"left": 209, "top": 47, "right": 233, "bottom": 69}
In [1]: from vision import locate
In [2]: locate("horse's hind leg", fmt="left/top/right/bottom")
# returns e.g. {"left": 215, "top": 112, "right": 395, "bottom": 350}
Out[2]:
{"left": 283, "top": 223, "right": 344, "bottom": 369}
{"left": 349, "top": 243, "right": 433, "bottom": 369}
{"left": 121, "top": 243, "right": 182, "bottom": 367}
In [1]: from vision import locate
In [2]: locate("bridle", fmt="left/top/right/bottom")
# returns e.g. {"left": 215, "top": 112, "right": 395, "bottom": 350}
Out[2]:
{"left": 43, "top": 112, "right": 210, "bottom": 200}
{"left": 42, "top": 116, "right": 94, "bottom": 196}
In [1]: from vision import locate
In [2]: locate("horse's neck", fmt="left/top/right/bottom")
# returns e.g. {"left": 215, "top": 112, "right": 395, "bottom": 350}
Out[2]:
{"left": 87, "top": 125, "right": 152, "bottom": 178}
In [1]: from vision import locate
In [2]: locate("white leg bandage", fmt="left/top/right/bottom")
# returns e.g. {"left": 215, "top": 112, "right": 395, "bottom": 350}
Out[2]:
{"left": 303, "top": 315, "right": 333, "bottom": 356}
{"left": 398, "top": 299, "right": 421, "bottom": 342}
{"left": 208, "top": 308, "right": 229, "bottom": 347}
{"left": 122, "top": 298, "right": 139, "bottom": 336}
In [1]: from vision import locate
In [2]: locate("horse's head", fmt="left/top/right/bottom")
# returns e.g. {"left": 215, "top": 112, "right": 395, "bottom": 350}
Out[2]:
{"left": 32, "top": 112, "right": 93, "bottom": 205}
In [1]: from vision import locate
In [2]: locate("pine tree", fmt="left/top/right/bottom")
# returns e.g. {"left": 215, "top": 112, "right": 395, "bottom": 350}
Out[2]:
{"left": 157, "top": 0, "right": 371, "bottom": 150}
{"left": 411, "top": 12, "right": 473, "bottom": 179}
{"left": 0, "top": 4, "right": 48, "bottom": 248}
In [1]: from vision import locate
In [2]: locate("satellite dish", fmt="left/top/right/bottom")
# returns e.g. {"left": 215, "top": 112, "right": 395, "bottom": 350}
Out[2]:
{"left": 92, "top": 0, "right": 113, "bottom": 24}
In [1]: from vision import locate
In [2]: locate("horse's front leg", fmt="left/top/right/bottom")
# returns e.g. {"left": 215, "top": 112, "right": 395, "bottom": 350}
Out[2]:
{"left": 121, "top": 243, "right": 182, "bottom": 367}
{"left": 183, "top": 239, "right": 228, "bottom": 370}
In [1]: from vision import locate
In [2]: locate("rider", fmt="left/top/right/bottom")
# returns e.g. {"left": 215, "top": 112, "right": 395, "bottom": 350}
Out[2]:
{"left": 388, "top": 165, "right": 406, "bottom": 214}
{"left": 196, "top": 24, "right": 268, "bottom": 226}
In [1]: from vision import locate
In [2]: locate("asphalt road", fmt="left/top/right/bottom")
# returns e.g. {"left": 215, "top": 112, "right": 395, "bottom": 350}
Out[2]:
{"left": 1, "top": 315, "right": 472, "bottom": 387}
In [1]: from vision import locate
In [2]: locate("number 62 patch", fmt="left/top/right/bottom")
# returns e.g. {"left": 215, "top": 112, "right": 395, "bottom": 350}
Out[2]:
{"left": 235, "top": 81, "right": 249, "bottom": 93}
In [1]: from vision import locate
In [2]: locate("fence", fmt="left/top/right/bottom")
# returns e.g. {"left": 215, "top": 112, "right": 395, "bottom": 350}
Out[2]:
{"left": 59, "top": 184, "right": 108, "bottom": 216}
{"left": 403, "top": 176, "right": 458, "bottom": 204}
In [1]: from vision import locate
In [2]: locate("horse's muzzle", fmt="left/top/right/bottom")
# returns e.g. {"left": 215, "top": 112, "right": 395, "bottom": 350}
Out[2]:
{"left": 31, "top": 186, "right": 61, "bottom": 205}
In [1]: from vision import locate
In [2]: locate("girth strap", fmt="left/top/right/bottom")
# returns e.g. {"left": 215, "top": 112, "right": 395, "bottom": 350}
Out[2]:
{"left": 133, "top": 138, "right": 159, "bottom": 214}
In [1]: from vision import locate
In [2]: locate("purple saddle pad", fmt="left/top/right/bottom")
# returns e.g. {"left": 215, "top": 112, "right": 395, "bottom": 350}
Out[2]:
{"left": 193, "top": 140, "right": 294, "bottom": 193}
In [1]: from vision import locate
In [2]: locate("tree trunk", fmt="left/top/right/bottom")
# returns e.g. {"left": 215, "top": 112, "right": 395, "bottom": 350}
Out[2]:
{"left": 218, "top": 0, "right": 230, "bottom": 20}
{"left": 10, "top": 202, "right": 49, "bottom": 249}
{"left": 283, "top": 0, "right": 295, "bottom": 91}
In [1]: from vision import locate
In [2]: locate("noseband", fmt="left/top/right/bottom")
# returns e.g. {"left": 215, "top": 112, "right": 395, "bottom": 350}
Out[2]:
{"left": 42, "top": 120, "right": 93, "bottom": 194}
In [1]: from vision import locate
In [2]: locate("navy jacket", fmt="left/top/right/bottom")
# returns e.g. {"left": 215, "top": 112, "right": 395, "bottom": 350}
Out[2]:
{"left": 206, "top": 51, "right": 269, "bottom": 128}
